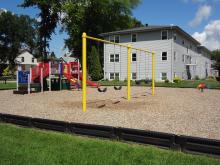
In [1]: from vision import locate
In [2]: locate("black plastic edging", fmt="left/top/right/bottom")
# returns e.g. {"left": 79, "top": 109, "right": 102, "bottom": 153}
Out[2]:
{"left": 0, "top": 113, "right": 219, "bottom": 157}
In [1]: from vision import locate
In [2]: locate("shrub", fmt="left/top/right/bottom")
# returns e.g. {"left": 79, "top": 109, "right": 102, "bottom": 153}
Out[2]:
{"left": 208, "top": 76, "right": 216, "bottom": 80}
{"left": 173, "top": 77, "right": 181, "bottom": 83}
{"left": 2, "top": 66, "right": 10, "bottom": 76}
{"left": 194, "top": 75, "right": 200, "bottom": 80}
{"left": 164, "top": 79, "right": 169, "bottom": 83}
{"left": 216, "top": 77, "right": 220, "bottom": 82}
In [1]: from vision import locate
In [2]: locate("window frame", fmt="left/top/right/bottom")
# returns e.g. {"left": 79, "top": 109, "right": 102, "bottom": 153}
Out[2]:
{"left": 131, "top": 53, "right": 137, "bottom": 62}
{"left": 131, "top": 72, "right": 137, "bottom": 80}
{"left": 182, "top": 55, "right": 185, "bottom": 62}
{"left": 109, "top": 73, "right": 115, "bottom": 80}
{"left": 174, "top": 51, "right": 176, "bottom": 61}
{"left": 114, "top": 35, "right": 120, "bottom": 43}
{"left": 161, "top": 52, "right": 168, "bottom": 61}
{"left": 109, "top": 54, "right": 115, "bottom": 62}
{"left": 109, "top": 72, "right": 120, "bottom": 80}
{"left": 21, "top": 57, "right": 24, "bottom": 62}
{"left": 131, "top": 33, "right": 137, "bottom": 42}
{"left": 109, "top": 36, "right": 114, "bottom": 42}
{"left": 161, "top": 72, "right": 167, "bottom": 80}
{"left": 161, "top": 30, "right": 168, "bottom": 40}
{"left": 114, "top": 54, "right": 120, "bottom": 62}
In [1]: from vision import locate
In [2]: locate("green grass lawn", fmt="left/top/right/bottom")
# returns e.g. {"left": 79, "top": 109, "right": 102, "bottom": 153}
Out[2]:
{"left": 0, "top": 123, "right": 219, "bottom": 165}
{"left": 99, "top": 79, "right": 220, "bottom": 89}
{"left": 0, "top": 81, "right": 16, "bottom": 90}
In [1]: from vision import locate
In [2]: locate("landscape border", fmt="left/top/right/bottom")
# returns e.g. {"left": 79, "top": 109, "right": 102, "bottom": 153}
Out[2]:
{"left": 0, "top": 113, "right": 219, "bottom": 158}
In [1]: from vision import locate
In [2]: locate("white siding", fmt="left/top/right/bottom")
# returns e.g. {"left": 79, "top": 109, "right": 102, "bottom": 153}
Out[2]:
{"left": 103, "top": 29, "right": 212, "bottom": 81}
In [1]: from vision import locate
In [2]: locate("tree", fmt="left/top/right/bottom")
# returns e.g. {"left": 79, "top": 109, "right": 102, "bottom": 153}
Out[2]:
{"left": 21, "top": 0, "right": 62, "bottom": 60}
{"left": 62, "top": 0, "right": 142, "bottom": 67}
{"left": 88, "top": 46, "right": 103, "bottom": 80}
{"left": 0, "top": 11, "right": 37, "bottom": 68}
{"left": 211, "top": 50, "right": 220, "bottom": 73}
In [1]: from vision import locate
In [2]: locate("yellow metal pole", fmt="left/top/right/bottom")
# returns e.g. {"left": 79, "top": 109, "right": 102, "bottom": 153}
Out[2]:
{"left": 82, "top": 33, "right": 87, "bottom": 112}
{"left": 152, "top": 52, "right": 155, "bottom": 96}
{"left": 127, "top": 45, "right": 131, "bottom": 100}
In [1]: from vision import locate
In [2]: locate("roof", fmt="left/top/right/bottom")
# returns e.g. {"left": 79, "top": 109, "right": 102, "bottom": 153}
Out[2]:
{"left": 197, "top": 46, "right": 211, "bottom": 54}
{"left": 60, "top": 56, "right": 78, "bottom": 63}
{"left": 99, "top": 25, "right": 201, "bottom": 45}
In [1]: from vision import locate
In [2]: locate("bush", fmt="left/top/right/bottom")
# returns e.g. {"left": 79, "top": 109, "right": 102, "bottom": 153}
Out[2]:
{"left": 164, "top": 79, "right": 169, "bottom": 83}
{"left": 173, "top": 77, "right": 181, "bottom": 83}
{"left": 144, "top": 78, "right": 152, "bottom": 84}
{"left": 216, "top": 77, "right": 220, "bottom": 82}
{"left": 208, "top": 76, "right": 216, "bottom": 80}
{"left": 2, "top": 66, "right": 10, "bottom": 76}
{"left": 194, "top": 75, "right": 200, "bottom": 80}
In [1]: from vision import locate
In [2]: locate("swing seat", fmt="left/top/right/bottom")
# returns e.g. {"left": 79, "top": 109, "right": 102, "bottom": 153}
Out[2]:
{"left": 114, "top": 86, "right": 122, "bottom": 90}
{"left": 97, "top": 87, "right": 107, "bottom": 93}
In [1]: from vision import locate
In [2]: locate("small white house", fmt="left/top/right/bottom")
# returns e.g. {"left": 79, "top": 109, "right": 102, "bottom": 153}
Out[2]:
{"left": 15, "top": 50, "right": 38, "bottom": 71}
{"left": 60, "top": 55, "right": 78, "bottom": 63}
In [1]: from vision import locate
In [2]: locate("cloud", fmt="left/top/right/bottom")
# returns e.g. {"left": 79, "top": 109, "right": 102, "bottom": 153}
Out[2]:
{"left": 189, "top": 5, "right": 212, "bottom": 27}
{"left": 182, "top": 0, "right": 219, "bottom": 3}
{"left": 192, "top": 20, "right": 220, "bottom": 50}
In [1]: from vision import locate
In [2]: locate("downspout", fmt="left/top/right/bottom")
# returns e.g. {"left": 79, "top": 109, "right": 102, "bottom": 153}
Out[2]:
{"left": 170, "top": 26, "right": 173, "bottom": 82}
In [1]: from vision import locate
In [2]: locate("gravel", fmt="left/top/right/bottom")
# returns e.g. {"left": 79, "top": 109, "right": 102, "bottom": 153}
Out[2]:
{"left": 0, "top": 87, "right": 219, "bottom": 140}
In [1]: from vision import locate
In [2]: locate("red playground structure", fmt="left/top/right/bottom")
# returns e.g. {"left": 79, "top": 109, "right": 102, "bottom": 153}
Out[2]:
{"left": 14, "top": 60, "right": 99, "bottom": 94}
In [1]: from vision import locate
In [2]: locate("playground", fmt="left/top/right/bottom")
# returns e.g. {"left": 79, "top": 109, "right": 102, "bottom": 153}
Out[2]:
{"left": 1, "top": 87, "right": 220, "bottom": 140}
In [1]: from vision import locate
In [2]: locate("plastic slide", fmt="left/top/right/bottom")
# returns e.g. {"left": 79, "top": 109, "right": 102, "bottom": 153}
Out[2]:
{"left": 79, "top": 73, "right": 99, "bottom": 87}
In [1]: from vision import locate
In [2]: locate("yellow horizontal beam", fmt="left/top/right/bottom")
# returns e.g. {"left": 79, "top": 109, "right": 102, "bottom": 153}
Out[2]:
{"left": 85, "top": 35, "right": 153, "bottom": 54}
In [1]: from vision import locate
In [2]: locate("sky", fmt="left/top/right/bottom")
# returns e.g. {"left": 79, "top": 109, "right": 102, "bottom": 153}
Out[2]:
{"left": 1, "top": 0, "right": 220, "bottom": 57}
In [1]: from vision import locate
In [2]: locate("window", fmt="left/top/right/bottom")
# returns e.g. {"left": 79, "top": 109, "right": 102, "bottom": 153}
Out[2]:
{"left": 182, "top": 40, "right": 185, "bottom": 45}
{"left": 110, "top": 35, "right": 120, "bottom": 43}
{"left": 131, "top": 34, "right": 137, "bottom": 42}
{"left": 109, "top": 73, "right": 119, "bottom": 80}
{"left": 32, "top": 58, "right": 34, "bottom": 63}
{"left": 115, "top": 54, "right": 119, "bottom": 62}
{"left": 115, "top": 35, "right": 120, "bottom": 43}
{"left": 174, "top": 51, "right": 176, "bottom": 61}
{"left": 182, "top": 55, "right": 185, "bottom": 62}
{"left": 161, "top": 72, "right": 167, "bottom": 80}
{"left": 110, "top": 54, "right": 114, "bottom": 62}
{"left": 173, "top": 34, "right": 177, "bottom": 40}
{"left": 162, "top": 52, "right": 167, "bottom": 61}
{"left": 115, "top": 73, "right": 119, "bottom": 80}
{"left": 110, "top": 54, "right": 120, "bottom": 62}
{"left": 21, "top": 57, "right": 24, "bottom": 62}
{"left": 109, "top": 73, "right": 114, "bottom": 80}
{"left": 132, "top": 73, "right": 137, "bottom": 80}
{"left": 131, "top": 53, "right": 137, "bottom": 62}
{"left": 110, "top": 36, "right": 114, "bottom": 42}
{"left": 161, "top": 31, "right": 168, "bottom": 40}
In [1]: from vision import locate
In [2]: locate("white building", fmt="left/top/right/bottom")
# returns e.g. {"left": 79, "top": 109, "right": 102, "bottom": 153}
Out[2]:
{"left": 100, "top": 25, "right": 216, "bottom": 81}
{"left": 15, "top": 50, "right": 38, "bottom": 71}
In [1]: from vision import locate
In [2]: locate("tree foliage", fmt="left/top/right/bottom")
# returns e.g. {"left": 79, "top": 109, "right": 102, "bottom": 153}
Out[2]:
{"left": 211, "top": 50, "right": 220, "bottom": 72}
{"left": 21, "top": 0, "right": 62, "bottom": 60}
{"left": 62, "top": 0, "right": 142, "bottom": 58}
{"left": 88, "top": 46, "right": 103, "bottom": 80}
{"left": 0, "top": 11, "right": 37, "bottom": 67}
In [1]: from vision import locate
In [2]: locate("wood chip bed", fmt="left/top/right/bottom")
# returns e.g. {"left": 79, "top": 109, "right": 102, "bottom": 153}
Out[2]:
{"left": 0, "top": 87, "right": 219, "bottom": 139}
